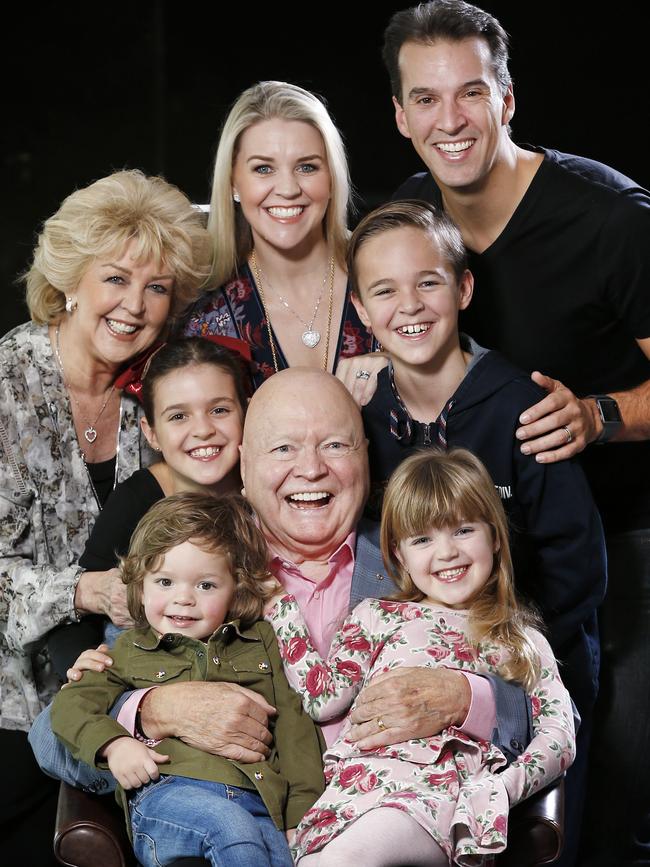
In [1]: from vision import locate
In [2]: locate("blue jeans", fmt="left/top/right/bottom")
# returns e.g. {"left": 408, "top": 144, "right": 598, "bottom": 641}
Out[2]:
{"left": 29, "top": 703, "right": 116, "bottom": 794}
{"left": 129, "top": 776, "right": 293, "bottom": 867}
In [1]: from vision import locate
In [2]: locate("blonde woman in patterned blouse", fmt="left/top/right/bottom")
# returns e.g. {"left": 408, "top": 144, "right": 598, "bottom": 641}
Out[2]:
{"left": 0, "top": 170, "right": 211, "bottom": 862}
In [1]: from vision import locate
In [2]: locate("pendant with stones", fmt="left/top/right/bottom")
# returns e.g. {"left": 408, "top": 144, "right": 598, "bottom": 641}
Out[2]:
{"left": 302, "top": 330, "right": 321, "bottom": 348}
{"left": 84, "top": 426, "right": 98, "bottom": 443}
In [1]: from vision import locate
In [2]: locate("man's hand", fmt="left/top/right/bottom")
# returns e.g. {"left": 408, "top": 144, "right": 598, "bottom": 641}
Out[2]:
{"left": 515, "top": 371, "right": 601, "bottom": 463}
{"left": 140, "top": 682, "right": 276, "bottom": 763}
{"left": 335, "top": 353, "right": 388, "bottom": 407}
{"left": 348, "top": 667, "right": 470, "bottom": 750}
{"left": 102, "top": 737, "right": 169, "bottom": 790}
{"left": 64, "top": 643, "right": 113, "bottom": 686}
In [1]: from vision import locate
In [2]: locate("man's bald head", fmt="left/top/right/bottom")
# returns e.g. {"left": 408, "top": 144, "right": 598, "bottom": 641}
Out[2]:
{"left": 241, "top": 369, "right": 369, "bottom": 561}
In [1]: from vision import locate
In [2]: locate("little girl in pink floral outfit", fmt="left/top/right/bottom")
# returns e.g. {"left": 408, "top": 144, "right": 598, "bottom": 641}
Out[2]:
{"left": 267, "top": 450, "right": 575, "bottom": 866}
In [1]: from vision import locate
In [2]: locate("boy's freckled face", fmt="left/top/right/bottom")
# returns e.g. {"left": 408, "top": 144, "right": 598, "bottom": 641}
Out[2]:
{"left": 351, "top": 226, "right": 472, "bottom": 371}
{"left": 142, "top": 540, "right": 236, "bottom": 641}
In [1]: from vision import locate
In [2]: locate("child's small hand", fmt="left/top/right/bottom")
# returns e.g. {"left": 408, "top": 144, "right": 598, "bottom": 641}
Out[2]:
{"left": 285, "top": 829, "right": 297, "bottom": 846}
{"left": 102, "top": 737, "right": 170, "bottom": 790}
{"left": 63, "top": 644, "right": 114, "bottom": 687}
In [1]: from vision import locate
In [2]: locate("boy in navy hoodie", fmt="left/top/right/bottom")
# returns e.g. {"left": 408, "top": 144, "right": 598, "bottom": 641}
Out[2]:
{"left": 348, "top": 200, "right": 604, "bottom": 826}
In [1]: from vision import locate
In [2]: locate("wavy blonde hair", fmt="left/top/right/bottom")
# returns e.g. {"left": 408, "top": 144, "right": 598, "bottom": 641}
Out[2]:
{"left": 209, "top": 80, "right": 351, "bottom": 287}
{"left": 121, "top": 492, "right": 273, "bottom": 630}
{"left": 25, "top": 170, "right": 213, "bottom": 324}
{"left": 380, "top": 449, "right": 541, "bottom": 690}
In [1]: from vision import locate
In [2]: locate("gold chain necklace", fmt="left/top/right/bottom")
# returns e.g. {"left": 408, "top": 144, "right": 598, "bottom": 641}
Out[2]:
{"left": 250, "top": 250, "right": 335, "bottom": 373}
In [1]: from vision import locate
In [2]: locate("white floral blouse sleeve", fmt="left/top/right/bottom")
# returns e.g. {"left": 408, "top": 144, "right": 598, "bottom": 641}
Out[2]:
{"left": 0, "top": 376, "right": 83, "bottom": 653}
{"left": 266, "top": 595, "right": 388, "bottom": 722}
{"left": 498, "top": 628, "right": 576, "bottom": 805}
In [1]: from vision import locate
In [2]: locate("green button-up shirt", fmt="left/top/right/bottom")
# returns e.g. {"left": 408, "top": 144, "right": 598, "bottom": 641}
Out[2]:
{"left": 51, "top": 619, "right": 324, "bottom": 830}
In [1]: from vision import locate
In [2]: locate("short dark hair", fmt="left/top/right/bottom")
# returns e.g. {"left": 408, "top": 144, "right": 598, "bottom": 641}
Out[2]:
{"left": 383, "top": 0, "right": 511, "bottom": 102}
{"left": 347, "top": 200, "right": 468, "bottom": 296}
{"left": 141, "top": 337, "right": 250, "bottom": 424}
{"left": 121, "top": 492, "right": 273, "bottom": 629}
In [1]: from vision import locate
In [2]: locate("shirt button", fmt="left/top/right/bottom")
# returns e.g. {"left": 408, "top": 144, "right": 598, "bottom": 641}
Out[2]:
{"left": 197, "top": 650, "right": 204, "bottom": 658}
{"left": 314, "top": 591, "right": 320, "bottom": 600}
{"left": 510, "top": 739, "right": 523, "bottom": 752}
{"left": 282, "top": 561, "right": 291, "bottom": 569}
{"left": 212, "top": 656, "right": 220, "bottom": 666}
{"left": 222, "top": 626, "right": 230, "bottom": 635}
{"left": 254, "top": 771, "right": 264, "bottom": 780}
{"left": 258, "top": 661, "right": 270, "bottom": 671}
{"left": 376, "top": 573, "right": 384, "bottom": 581}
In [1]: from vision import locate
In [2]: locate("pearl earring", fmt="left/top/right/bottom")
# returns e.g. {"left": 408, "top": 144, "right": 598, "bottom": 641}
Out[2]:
{"left": 233, "top": 191, "right": 241, "bottom": 204}
{"left": 65, "top": 296, "right": 78, "bottom": 313}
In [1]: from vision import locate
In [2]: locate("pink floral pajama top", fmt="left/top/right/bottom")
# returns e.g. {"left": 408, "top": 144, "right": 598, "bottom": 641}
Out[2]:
{"left": 268, "top": 596, "right": 575, "bottom": 865}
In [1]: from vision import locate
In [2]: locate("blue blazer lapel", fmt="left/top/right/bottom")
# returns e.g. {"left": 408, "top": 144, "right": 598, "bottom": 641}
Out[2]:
{"left": 350, "top": 518, "right": 398, "bottom": 611}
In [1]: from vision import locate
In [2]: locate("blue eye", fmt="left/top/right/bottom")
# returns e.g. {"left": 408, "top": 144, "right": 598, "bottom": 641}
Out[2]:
{"left": 297, "top": 163, "right": 318, "bottom": 174}
{"left": 106, "top": 275, "right": 126, "bottom": 285}
{"left": 149, "top": 283, "right": 170, "bottom": 295}
{"left": 254, "top": 165, "right": 273, "bottom": 174}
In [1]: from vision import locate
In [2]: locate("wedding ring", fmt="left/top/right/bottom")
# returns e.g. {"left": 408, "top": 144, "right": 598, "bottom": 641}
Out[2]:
{"left": 356, "top": 369, "right": 371, "bottom": 380}
{"left": 376, "top": 718, "right": 386, "bottom": 731}
{"left": 562, "top": 426, "right": 573, "bottom": 444}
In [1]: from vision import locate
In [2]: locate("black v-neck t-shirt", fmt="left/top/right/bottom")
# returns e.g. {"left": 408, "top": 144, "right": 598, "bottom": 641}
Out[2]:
{"left": 394, "top": 147, "right": 650, "bottom": 531}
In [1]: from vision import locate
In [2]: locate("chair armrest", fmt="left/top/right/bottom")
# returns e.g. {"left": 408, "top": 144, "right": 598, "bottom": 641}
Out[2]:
{"left": 54, "top": 782, "right": 134, "bottom": 867}
{"left": 497, "top": 775, "right": 565, "bottom": 865}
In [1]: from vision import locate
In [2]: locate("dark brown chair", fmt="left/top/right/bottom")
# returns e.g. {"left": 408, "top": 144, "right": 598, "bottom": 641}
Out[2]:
{"left": 54, "top": 775, "right": 564, "bottom": 867}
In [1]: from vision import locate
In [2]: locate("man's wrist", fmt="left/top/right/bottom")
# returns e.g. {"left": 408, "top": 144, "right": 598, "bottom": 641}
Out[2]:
{"left": 139, "top": 685, "right": 174, "bottom": 741}
{"left": 586, "top": 394, "right": 622, "bottom": 443}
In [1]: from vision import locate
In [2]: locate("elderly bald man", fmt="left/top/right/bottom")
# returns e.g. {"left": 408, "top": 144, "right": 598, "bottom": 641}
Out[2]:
{"left": 32, "top": 370, "right": 530, "bottom": 805}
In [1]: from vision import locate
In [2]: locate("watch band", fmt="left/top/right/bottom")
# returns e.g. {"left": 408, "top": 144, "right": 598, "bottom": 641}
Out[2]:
{"left": 587, "top": 394, "right": 622, "bottom": 443}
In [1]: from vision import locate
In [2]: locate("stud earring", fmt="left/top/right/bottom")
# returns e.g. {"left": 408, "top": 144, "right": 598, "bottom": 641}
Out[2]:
{"left": 233, "top": 191, "right": 241, "bottom": 204}
{"left": 65, "top": 296, "right": 78, "bottom": 314}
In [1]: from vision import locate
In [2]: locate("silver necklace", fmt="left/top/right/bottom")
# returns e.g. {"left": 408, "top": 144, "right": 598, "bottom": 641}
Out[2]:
{"left": 54, "top": 325, "right": 116, "bottom": 444}
{"left": 258, "top": 260, "right": 329, "bottom": 348}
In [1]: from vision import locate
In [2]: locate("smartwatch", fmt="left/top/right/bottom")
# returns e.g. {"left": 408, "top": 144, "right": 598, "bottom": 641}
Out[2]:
{"left": 588, "top": 395, "right": 622, "bottom": 443}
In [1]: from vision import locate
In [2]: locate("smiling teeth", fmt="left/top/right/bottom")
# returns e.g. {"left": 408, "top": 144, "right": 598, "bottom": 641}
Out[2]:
{"left": 189, "top": 446, "right": 221, "bottom": 458}
{"left": 398, "top": 323, "right": 430, "bottom": 335}
{"left": 107, "top": 319, "right": 137, "bottom": 334}
{"left": 436, "top": 140, "right": 473, "bottom": 153}
{"left": 436, "top": 567, "right": 466, "bottom": 579}
{"left": 268, "top": 206, "right": 303, "bottom": 218}
{"left": 288, "top": 491, "right": 329, "bottom": 502}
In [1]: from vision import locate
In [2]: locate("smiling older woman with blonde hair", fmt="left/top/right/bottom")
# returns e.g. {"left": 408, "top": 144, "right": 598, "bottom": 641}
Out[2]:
{"left": 0, "top": 169, "right": 211, "bottom": 862}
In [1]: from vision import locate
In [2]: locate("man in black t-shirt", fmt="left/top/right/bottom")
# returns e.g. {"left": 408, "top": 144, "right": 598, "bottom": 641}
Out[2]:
{"left": 382, "top": 3, "right": 650, "bottom": 867}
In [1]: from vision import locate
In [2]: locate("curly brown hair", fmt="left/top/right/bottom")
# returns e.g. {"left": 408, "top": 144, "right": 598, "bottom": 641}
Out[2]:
{"left": 120, "top": 492, "right": 273, "bottom": 630}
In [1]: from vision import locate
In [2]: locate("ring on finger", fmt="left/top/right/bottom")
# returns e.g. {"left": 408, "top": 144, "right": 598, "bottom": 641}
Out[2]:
{"left": 355, "top": 369, "right": 371, "bottom": 380}
{"left": 376, "top": 718, "right": 386, "bottom": 731}
{"left": 562, "top": 425, "right": 573, "bottom": 444}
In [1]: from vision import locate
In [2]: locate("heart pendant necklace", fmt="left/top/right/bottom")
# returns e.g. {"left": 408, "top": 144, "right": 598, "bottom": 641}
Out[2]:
{"left": 250, "top": 250, "right": 335, "bottom": 373}
{"left": 54, "top": 324, "right": 116, "bottom": 447}
{"left": 257, "top": 259, "right": 330, "bottom": 348}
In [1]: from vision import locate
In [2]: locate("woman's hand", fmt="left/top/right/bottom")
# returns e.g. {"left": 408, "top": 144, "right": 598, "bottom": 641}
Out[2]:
{"left": 65, "top": 643, "right": 114, "bottom": 685}
{"left": 335, "top": 353, "right": 388, "bottom": 406}
{"left": 74, "top": 568, "right": 135, "bottom": 627}
{"left": 102, "top": 736, "right": 169, "bottom": 790}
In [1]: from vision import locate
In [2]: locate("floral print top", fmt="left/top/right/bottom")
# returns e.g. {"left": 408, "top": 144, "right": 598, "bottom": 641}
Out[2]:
{"left": 181, "top": 264, "right": 375, "bottom": 389}
{"left": 0, "top": 322, "right": 149, "bottom": 730}
{"left": 268, "top": 596, "right": 575, "bottom": 863}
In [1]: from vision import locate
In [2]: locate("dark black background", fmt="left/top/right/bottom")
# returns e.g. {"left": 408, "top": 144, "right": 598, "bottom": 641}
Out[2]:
{"left": 2, "top": 1, "right": 646, "bottom": 331}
